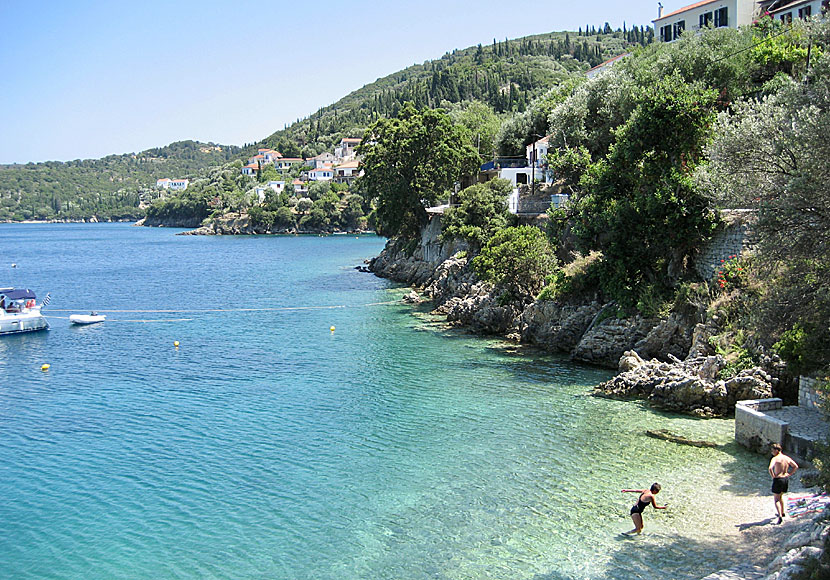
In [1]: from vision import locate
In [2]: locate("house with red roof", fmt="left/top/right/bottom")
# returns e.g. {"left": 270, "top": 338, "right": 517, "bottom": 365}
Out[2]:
{"left": 653, "top": 0, "right": 757, "bottom": 42}
{"left": 241, "top": 163, "right": 258, "bottom": 177}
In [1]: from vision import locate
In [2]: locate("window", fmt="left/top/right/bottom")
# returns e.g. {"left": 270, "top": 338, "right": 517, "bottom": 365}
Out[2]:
{"left": 661, "top": 24, "right": 673, "bottom": 42}
{"left": 699, "top": 11, "right": 713, "bottom": 27}
{"left": 714, "top": 7, "right": 728, "bottom": 27}
{"left": 798, "top": 5, "right": 811, "bottom": 18}
{"left": 780, "top": 11, "right": 793, "bottom": 23}
{"left": 673, "top": 20, "right": 685, "bottom": 39}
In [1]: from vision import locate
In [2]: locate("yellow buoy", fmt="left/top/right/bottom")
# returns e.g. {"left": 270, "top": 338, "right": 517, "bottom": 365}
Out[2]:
{"left": 174, "top": 341, "right": 180, "bottom": 347}
{"left": 330, "top": 326, "right": 335, "bottom": 332}
{"left": 41, "top": 364, "right": 50, "bottom": 371}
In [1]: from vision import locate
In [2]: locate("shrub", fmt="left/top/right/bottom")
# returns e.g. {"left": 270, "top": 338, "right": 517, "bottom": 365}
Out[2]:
{"left": 472, "top": 225, "right": 556, "bottom": 302}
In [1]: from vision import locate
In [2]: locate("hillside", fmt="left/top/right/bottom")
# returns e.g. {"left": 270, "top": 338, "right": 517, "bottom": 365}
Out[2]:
{"left": 254, "top": 27, "right": 652, "bottom": 158}
{"left": 0, "top": 140, "right": 242, "bottom": 222}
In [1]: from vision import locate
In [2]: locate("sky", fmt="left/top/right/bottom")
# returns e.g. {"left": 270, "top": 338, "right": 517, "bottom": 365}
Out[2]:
{"left": 0, "top": 0, "right": 664, "bottom": 164}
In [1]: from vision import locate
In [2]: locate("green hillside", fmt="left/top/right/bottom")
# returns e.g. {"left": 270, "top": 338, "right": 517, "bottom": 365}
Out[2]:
{"left": 255, "top": 27, "right": 652, "bottom": 158}
{"left": 0, "top": 140, "right": 242, "bottom": 222}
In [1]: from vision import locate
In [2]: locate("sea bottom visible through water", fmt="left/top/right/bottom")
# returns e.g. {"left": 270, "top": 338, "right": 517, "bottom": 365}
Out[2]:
{"left": 0, "top": 223, "right": 771, "bottom": 580}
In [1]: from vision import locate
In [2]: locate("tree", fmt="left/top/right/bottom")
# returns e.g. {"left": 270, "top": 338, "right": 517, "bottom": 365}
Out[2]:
{"left": 357, "top": 102, "right": 480, "bottom": 238}
{"left": 472, "top": 225, "right": 556, "bottom": 302}
{"left": 450, "top": 100, "right": 501, "bottom": 160}
{"left": 296, "top": 197, "right": 313, "bottom": 215}
{"left": 701, "top": 19, "right": 830, "bottom": 372}
{"left": 570, "top": 73, "right": 720, "bottom": 309}
{"left": 440, "top": 178, "right": 512, "bottom": 249}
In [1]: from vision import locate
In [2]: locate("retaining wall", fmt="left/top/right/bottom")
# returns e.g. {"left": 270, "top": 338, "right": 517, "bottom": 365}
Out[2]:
{"left": 735, "top": 398, "right": 787, "bottom": 453}
{"left": 694, "top": 209, "right": 758, "bottom": 281}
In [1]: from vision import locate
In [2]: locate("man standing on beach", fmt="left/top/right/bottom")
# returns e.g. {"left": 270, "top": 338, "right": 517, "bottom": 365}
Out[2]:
{"left": 769, "top": 443, "right": 798, "bottom": 524}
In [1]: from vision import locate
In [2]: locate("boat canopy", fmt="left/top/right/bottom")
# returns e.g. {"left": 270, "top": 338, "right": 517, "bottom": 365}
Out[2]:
{"left": 0, "top": 288, "right": 37, "bottom": 300}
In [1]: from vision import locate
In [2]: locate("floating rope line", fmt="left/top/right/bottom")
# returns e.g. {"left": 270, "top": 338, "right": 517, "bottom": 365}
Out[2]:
{"left": 45, "top": 300, "right": 401, "bottom": 316}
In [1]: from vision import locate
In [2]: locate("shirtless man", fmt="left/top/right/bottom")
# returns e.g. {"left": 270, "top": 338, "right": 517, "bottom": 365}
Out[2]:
{"left": 769, "top": 443, "right": 798, "bottom": 524}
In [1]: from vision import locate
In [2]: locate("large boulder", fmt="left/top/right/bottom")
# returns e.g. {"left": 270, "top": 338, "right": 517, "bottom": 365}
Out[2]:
{"left": 593, "top": 352, "right": 775, "bottom": 417}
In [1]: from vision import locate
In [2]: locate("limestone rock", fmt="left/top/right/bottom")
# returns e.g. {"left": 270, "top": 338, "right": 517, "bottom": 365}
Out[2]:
{"left": 593, "top": 354, "right": 773, "bottom": 417}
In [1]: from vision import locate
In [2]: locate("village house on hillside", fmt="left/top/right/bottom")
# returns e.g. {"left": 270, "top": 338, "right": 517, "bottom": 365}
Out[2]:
{"left": 240, "top": 137, "right": 364, "bottom": 196}
{"left": 156, "top": 178, "right": 189, "bottom": 191}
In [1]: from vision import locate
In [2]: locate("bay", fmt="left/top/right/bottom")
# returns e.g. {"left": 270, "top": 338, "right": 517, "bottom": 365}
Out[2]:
{"left": 0, "top": 223, "right": 769, "bottom": 579}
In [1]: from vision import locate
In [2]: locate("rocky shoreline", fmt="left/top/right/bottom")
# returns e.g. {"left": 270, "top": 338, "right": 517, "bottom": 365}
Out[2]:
{"left": 369, "top": 229, "right": 782, "bottom": 418}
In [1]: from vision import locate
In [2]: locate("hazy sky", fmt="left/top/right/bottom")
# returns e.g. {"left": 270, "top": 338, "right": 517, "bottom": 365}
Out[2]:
{"left": 0, "top": 0, "right": 663, "bottom": 164}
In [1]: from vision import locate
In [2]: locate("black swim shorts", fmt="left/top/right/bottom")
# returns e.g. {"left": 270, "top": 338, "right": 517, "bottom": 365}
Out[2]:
{"left": 771, "top": 477, "right": 789, "bottom": 495}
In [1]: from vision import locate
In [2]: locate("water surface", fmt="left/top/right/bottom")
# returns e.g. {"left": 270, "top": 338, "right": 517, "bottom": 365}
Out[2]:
{"left": 0, "top": 223, "right": 770, "bottom": 579}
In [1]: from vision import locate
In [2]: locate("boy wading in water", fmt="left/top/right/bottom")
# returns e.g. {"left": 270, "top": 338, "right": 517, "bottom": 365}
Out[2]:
{"left": 622, "top": 483, "right": 666, "bottom": 534}
{"left": 769, "top": 443, "right": 798, "bottom": 524}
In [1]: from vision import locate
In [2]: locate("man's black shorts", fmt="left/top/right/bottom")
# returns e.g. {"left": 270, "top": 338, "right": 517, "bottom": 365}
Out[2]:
{"left": 771, "top": 477, "right": 789, "bottom": 495}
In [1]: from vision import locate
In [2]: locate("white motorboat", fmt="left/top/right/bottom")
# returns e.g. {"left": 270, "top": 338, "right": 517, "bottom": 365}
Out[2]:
{"left": 70, "top": 313, "right": 106, "bottom": 325}
{"left": 0, "top": 288, "right": 50, "bottom": 335}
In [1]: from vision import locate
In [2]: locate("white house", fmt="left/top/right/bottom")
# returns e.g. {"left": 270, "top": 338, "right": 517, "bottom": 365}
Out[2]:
{"left": 156, "top": 178, "right": 172, "bottom": 189}
{"left": 761, "top": 0, "right": 828, "bottom": 21}
{"left": 292, "top": 179, "right": 308, "bottom": 196}
{"left": 526, "top": 136, "right": 549, "bottom": 169}
{"left": 169, "top": 179, "right": 189, "bottom": 191}
{"left": 242, "top": 164, "right": 258, "bottom": 177}
{"left": 334, "top": 160, "right": 361, "bottom": 184}
{"left": 334, "top": 137, "right": 361, "bottom": 161}
{"left": 653, "top": 0, "right": 757, "bottom": 42}
{"left": 262, "top": 149, "right": 282, "bottom": 163}
{"left": 307, "top": 152, "right": 336, "bottom": 168}
{"left": 247, "top": 154, "right": 267, "bottom": 166}
{"left": 275, "top": 157, "right": 303, "bottom": 171}
{"left": 308, "top": 167, "right": 334, "bottom": 181}
{"left": 266, "top": 180, "right": 285, "bottom": 193}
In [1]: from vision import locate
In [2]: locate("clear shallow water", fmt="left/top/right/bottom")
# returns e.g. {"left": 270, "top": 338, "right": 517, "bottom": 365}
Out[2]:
{"left": 0, "top": 223, "right": 770, "bottom": 580}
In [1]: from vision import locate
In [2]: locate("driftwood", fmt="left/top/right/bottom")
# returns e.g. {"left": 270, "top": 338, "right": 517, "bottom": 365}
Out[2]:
{"left": 646, "top": 429, "right": 719, "bottom": 448}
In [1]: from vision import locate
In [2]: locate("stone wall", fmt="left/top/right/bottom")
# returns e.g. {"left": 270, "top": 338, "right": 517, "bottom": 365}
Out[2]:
{"left": 694, "top": 209, "right": 758, "bottom": 281}
{"left": 798, "top": 376, "right": 826, "bottom": 412}
{"left": 735, "top": 398, "right": 787, "bottom": 453}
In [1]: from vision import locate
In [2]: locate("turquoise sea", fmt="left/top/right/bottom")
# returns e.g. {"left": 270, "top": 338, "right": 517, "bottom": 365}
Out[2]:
{"left": 0, "top": 223, "right": 771, "bottom": 579}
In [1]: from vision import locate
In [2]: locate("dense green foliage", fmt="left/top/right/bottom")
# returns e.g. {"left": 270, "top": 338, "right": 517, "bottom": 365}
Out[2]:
{"left": 440, "top": 179, "right": 513, "bottom": 249}
{"left": 569, "top": 74, "right": 720, "bottom": 309}
{"left": 472, "top": 225, "right": 556, "bottom": 302}
{"left": 0, "top": 141, "right": 242, "bottom": 221}
{"left": 358, "top": 103, "right": 480, "bottom": 238}
{"left": 541, "top": 20, "right": 817, "bottom": 312}
{"left": 701, "top": 18, "right": 830, "bottom": 374}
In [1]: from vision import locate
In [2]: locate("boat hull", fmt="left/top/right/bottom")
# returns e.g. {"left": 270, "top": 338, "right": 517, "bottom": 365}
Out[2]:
{"left": 0, "top": 312, "right": 50, "bottom": 335}
{"left": 70, "top": 314, "right": 106, "bottom": 325}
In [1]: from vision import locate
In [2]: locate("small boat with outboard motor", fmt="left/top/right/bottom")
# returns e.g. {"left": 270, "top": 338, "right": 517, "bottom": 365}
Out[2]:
{"left": 69, "top": 312, "right": 106, "bottom": 325}
{"left": 0, "top": 288, "right": 50, "bottom": 335}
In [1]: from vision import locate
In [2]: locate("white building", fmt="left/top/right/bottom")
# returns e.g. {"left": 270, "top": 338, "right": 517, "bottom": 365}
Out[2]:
{"left": 156, "top": 178, "right": 172, "bottom": 189}
{"left": 275, "top": 157, "right": 303, "bottom": 171}
{"left": 242, "top": 164, "right": 258, "bottom": 177}
{"left": 334, "top": 137, "right": 361, "bottom": 161}
{"left": 308, "top": 167, "right": 334, "bottom": 181}
{"left": 307, "top": 152, "right": 336, "bottom": 169}
{"left": 653, "top": 0, "right": 757, "bottom": 42}
{"left": 761, "top": 0, "right": 828, "bottom": 21}
{"left": 169, "top": 179, "right": 189, "bottom": 191}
